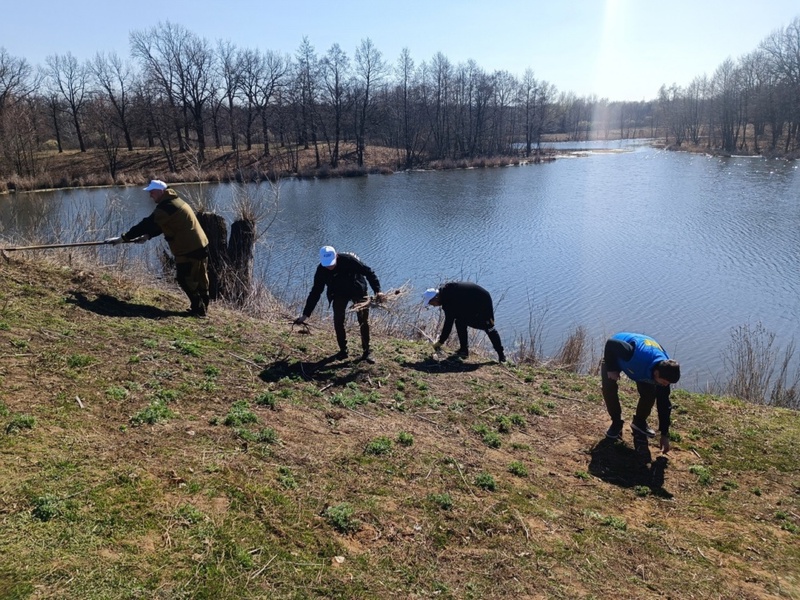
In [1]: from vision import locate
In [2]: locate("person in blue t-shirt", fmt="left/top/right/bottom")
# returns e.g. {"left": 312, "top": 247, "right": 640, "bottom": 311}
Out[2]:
{"left": 600, "top": 332, "right": 681, "bottom": 453}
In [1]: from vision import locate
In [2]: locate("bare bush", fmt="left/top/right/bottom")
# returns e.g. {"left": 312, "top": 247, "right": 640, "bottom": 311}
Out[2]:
{"left": 722, "top": 322, "right": 800, "bottom": 407}
{"left": 554, "top": 325, "right": 587, "bottom": 372}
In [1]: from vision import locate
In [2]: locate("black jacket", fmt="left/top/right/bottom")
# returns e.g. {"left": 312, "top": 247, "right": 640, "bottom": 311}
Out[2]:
{"left": 302, "top": 252, "right": 381, "bottom": 317}
{"left": 437, "top": 281, "right": 496, "bottom": 343}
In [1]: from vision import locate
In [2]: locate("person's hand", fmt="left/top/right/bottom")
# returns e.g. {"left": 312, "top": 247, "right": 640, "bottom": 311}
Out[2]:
{"left": 104, "top": 236, "right": 124, "bottom": 245}
{"left": 375, "top": 292, "right": 387, "bottom": 303}
{"left": 607, "top": 371, "right": 620, "bottom": 381}
{"left": 133, "top": 234, "right": 150, "bottom": 244}
{"left": 294, "top": 315, "right": 308, "bottom": 325}
{"left": 659, "top": 434, "right": 671, "bottom": 454}
{"left": 432, "top": 341, "right": 442, "bottom": 352}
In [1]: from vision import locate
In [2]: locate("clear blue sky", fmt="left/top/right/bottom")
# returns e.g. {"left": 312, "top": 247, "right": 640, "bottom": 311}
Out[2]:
{"left": 4, "top": 0, "right": 798, "bottom": 102}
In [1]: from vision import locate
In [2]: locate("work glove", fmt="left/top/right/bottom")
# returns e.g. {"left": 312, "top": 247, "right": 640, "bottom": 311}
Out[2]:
{"left": 104, "top": 236, "right": 124, "bottom": 245}
{"left": 375, "top": 292, "right": 387, "bottom": 303}
{"left": 606, "top": 371, "right": 620, "bottom": 381}
{"left": 294, "top": 315, "right": 308, "bottom": 325}
{"left": 133, "top": 234, "right": 150, "bottom": 244}
{"left": 432, "top": 341, "right": 442, "bottom": 352}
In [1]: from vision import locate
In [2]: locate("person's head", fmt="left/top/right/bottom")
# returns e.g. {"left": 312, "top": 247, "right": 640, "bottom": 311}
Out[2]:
{"left": 422, "top": 288, "right": 441, "bottom": 307}
{"left": 143, "top": 179, "right": 168, "bottom": 202}
{"left": 319, "top": 246, "right": 337, "bottom": 270}
{"left": 653, "top": 359, "right": 680, "bottom": 385}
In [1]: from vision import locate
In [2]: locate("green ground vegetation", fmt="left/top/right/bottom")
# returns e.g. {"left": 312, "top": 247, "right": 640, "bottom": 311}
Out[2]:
{"left": 0, "top": 255, "right": 798, "bottom": 599}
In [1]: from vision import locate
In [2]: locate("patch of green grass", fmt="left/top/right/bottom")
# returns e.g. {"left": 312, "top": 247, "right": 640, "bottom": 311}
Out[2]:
{"left": 31, "top": 494, "right": 63, "bottom": 522}
{"left": 330, "top": 384, "right": 379, "bottom": 408}
{"left": 508, "top": 461, "right": 528, "bottom": 477}
{"left": 105, "top": 386, "right": 128, "bottom": 400}
{"left": 277, "top": 466, "right": 297, "bottom": 489}
{"left": 574, "top": 470, "right": 590, "bottom": 481}
{"left": 474, "top": 473, "right": 496, "bottom": 491}
{"left": 427, "top": 493, "right": 453, "bottom": 510}
{"left": 324, "top": 502, "right": 360, "bottom": 533}
{"left": 527, "top": 402, "right": 546, "bottom": 416}
{"left": 254, "top": 391, "right": 277, "bottom": 409}
{"left": 130, "top": 399, "right": 174, "bottom": 425}
{"left": 172, "top": 339, "right": 202, "bottom": 357}
{"left": 10, "top": 339, "right": 29, "bottom": 350}
{"left": 66, "top": 354, "right": 94, "bottom": 368}
{"left": 689, "top": 465, "right": 712, "bottom": 486}
{"left": 634, "top": 485, "right": 651, "bottom": 497}
{"left": 495, "top": 415, "right": 512, "bottom": 433}
{"left": 6, "top": 414, "right": 36, "bottom": 433}
{"left": 482, "top": 431, "right": 502, "bottom": 448}
{"left": 397, "top": 431, "right": 414, "bottom": 446}
{"left": 224, "top": 401, "right": 258, "bottom": 426}
{"left": 204, "top": 365, "right": 220, "bottom": 377}
{"left": 364, "top": 436, "right": 393, "bottom": 455}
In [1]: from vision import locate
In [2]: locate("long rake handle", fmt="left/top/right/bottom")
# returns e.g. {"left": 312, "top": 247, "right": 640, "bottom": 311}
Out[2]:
{"left": 1, "top": 240, "right": 119, "bottom": 251}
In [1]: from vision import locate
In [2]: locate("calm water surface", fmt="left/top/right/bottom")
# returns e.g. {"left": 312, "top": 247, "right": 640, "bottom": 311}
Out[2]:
{"left": 3, "top": 142, "right": 799, "bottom": 391}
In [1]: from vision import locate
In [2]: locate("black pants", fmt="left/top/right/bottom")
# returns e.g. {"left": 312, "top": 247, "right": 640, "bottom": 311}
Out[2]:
{"left": 456, "top": 320, "right": 505, "bottom": 359}
{"left": 332, "top": 295, "right": 370, "bottom": 353}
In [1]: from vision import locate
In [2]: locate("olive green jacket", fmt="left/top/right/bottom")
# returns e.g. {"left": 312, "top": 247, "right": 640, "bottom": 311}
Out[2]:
{"left": 123, "top": 188, "right": 208, "bottom": 257}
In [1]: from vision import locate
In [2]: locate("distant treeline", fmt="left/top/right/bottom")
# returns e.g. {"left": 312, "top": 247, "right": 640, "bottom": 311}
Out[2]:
{"left": 1, "top": 16, "right": 799, "bottom": 181}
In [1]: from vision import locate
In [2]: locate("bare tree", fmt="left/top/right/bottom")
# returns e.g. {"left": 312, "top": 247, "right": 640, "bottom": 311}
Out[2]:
{"left": 44, "top": 52, "right": 89, "bottom": 152}
{"left": 760, "top": 17, "right": 800, "bottom": 151}
{"left": 0, "top": 48, "right": 37, "bottom": 117}
{"left": 217, "top": 40, "right": 243, "bottom": 151}
{"left": 320, "top": 43, "right": 351, "bottom": 168}
{"left": 89, "top": 52, "right": 136, "bottom": 151}
{"left": 130, "top": 22, "right": 189, "bottom": 153}
{"left": 295, "top": 37, "right": 321, "bottom": 167}
{"left": 353, "top": 38, "right": 388, "bottom": 166}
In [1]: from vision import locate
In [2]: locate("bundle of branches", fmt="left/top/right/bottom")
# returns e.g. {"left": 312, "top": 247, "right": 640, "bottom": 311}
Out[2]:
{"left": 349, "top": 283, "right": 411, "bottom": 312}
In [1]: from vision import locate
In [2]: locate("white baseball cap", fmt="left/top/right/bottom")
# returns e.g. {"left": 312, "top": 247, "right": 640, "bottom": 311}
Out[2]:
{"left": 320, "top": 246, "right": 337, "bottom": 267}
{"left": 143, "top": 179, "right": 168, "bottom": 191}
{"left": 422, "top": 288, "right": 439, "bottom": 305}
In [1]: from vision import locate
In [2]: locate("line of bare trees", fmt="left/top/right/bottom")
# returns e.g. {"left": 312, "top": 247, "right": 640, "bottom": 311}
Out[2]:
{"left": 657, "top": 17, "right": 800, "bottom": 155}
{"left": 1, "top": 16, "right": 799, "bottom": 183}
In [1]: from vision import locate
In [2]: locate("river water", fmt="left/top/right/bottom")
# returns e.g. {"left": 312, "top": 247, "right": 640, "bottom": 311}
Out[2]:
{"left": 2, "top": 141, "right": 799, "bottom": 392}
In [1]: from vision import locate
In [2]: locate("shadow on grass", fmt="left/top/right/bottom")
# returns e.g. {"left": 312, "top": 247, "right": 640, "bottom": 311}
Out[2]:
{"left": 260, "top": 355, "right": 366, "bottom": 387}
{"left": 401, "top": 355, "right": 491, "bottom": 374}
{"left": 588, "top": 438, "right": 672, "bottom": 498}
{"left": 68, "top": 291, "right": 187, "bottom": 319}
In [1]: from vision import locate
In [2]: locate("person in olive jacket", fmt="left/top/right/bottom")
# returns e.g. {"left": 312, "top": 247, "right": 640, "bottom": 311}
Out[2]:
{"left": 294, "top": 246, "right": 385, "bottom": 363}
{"left": 601, "top": 332, "right": 681, "bottom": 453}
{"left": 106, "top": 179, "right": 210, "bottom": 316}
{"left": 422, "top": 281, "right": 506, "bottom": 362}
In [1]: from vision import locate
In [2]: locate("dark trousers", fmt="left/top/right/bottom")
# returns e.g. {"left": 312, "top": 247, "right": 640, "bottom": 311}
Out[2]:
{"left": 332, "top": 296, "right": 370, "bottom": 353}
{"left": 456, "top": 320, "right": 505, "bottom": 359}
{"left": 176, "top": 256, "right": 210, "bottom": 311}
{"left": 600, "top": 359, "right": 657, "bottom": 424}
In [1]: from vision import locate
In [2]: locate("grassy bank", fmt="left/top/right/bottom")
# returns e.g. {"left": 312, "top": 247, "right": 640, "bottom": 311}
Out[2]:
{"left": 0, "top": 255, "right": 798, "bottom": 599}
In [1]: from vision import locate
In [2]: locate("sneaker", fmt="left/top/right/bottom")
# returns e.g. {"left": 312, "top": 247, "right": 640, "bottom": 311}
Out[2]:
{"left": 498, "top": 353, "right": 507, "bottom": 363}
{"left": 631, "top": 419, "right": 656, "bottom": 438}
{"left": 455, "top": 348, "right": 469, "bottom": 358}
{"left": 361, "top": 351, "right": 375, "bottom": 364}
{"left": 606, "top": 420, "right": 624, "bottom": 439}
{"left": 333, "top": 349, "right": 349, "bottom": 360}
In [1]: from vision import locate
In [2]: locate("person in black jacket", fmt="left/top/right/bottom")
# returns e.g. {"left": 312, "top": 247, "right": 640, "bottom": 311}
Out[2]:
{"left": 423, "top": 281, "right": 506, "bottom": 362}
{"left": 295, "top": 246, "right": 385, "bottom": 363}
